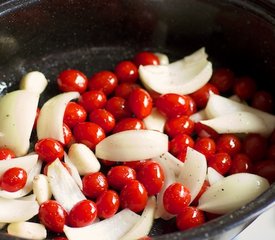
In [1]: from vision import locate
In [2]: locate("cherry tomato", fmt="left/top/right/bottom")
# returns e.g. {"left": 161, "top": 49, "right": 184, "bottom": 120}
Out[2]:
{"left": 208, "top": 152, "right": 232, "bottom": 175}
{"left": 229, "top": 153, "right": 252, "bottom": 174}
{"left": 176, "top": 206, "right": 205, "bottom": 231}
{"left": 82, "top": 172, "right": 108, "bottom": 199}
{"left": 210, "top": 68, "right": 235, "bottom": 93}
{"left": 114, "top": 60, "right": 138, "bottom": 83}
{"left": 253, "top": 160, "right": 275, "bottom": 183}
{"left": 52, "top": 237, "right": 68, "bottom": 240}
{"left": 164, "top": 115, "right": 195, "bottom": 138}
{"left": 194, "top": 137, "right": 216, "bottom": 159}
{"left": 88, "top": 70, "right": 118, "bottom": 95}
{"left": 105, "top": 96, "right": 132, "bottom": 120}
{"left": 112, "top": 118, "right": 145, "bottom": 133}
{"left": 0, "top": 167, "right": 27, "bottom": 192}
{"left": 169, "top": 134, "right": 195, "bottom": 157}
{"left": 89, "top": 109, "right": 116, "bottom": 133}
{"left": 107, "top": 165, "right": 136, "bottom": 191}
{"left": 233, "top": 76, "right": 257, "bottom": 100}
{"left": 267, "top": 144, "right": 275, "bottom": 161}
{"left": 127, "top": 88, "right": 153, "bottom": 119}
{"left": 73, "top": 122, "right": 105, "bottom": 150}
{"left": 120, "top": 179, "right": 148, "bottom": 213}
{"left": 163, "top": 182, "right": 191, "bottom": 215}
{"left": 114, "top": 83, "right": 140, "bottom": 99}
{"left": 242, "top": 133, "right": 268, "bottom": 162}
{"left": 184, "top": 95, "right": 197, "bottom": 116}
{"left": 215, "top": 134, "right": 241, "bottom": 157}
{"left": 68, "top": 199, "right": 97, "bottom": 227}
{"left": 39, "top": 200, "right": 68, "bottom": 233}
{"left": 190, "top": 83, "right": 219, "bottom": 109}
{"left": 192, "top": 180, "right": 210, "bottom": 206}
{"left": 155, "top": 94, "right": 192, "bottom": 118}
{"left": 35, "top": 138, "right": 64, "bottom": 163}
{"left": 63, "top": 102, "right": 87, "bottom": 128}
{"left": 194, "top": 122, "right": 219, "bottom": 140}
{"left": 57, "top": 69, "right": 88, "bottom": 93}
{"left": 251, "top": 90, "right": 274, "bottom": 113}
{"left": 136, "top": 161, "right": 164, "bottom": 196}
{"left": 78, "top": 90, "right": 107, "bottom": 113}
{"left": 123, "top": 160, "right": 147, "bottom": 171}
{"left": 0, "top": 147, "right": 16, "bottom": 160}
{"left": 133, "top": 51, "right": 160, "bottom": 67}
{"left": 96, "top": 190, "right": 120, "bottom": 219}
{"left": 63, "top": 123, "right": 73, "bottom": 146}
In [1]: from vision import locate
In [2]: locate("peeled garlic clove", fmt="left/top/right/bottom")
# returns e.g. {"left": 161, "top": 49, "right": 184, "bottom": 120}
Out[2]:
{"left": 7, "top": 222, "right": 47, "bottom": 240}
{"left": 143, "top": 108, "right": 166, "bottom": 132}
{"left": 200, "top": 111, "right": 269, "bottom": 136}
{"left": 0, "top": 90, "right": 39, "bottom": 156}
{"left": 19, "top": 71, "right": 48, "bottom": 94}
{"left": 198, "top": 173, "right": 270, "bottom": 214}
{"left": 33, "top": 174, "right": 52, "bottom": 205}
{"left": 68, "top": 143, "right": 101, "bottom": 176}
{"left": 95, "top": 130, "right": 168, "bottom": 162}
{"left": 120, "top": 196, "right": 156, "bottom": 240}
{"left": 178, "top": 147, "right": 207, "bottom": 202}
{"left": 207, "top": 167, "right": 224, "bottom": 186}
{"left": 64, "top": 209, "right": 140, "bottom": 240}
{"left": 139, "top": 47, "right": 213, "bottom": 95}
{"left": 154, "top": 52, "right": 169, "bottom": 65}
{"left": 37, "top": 91, "right": 80, "bottom": 144}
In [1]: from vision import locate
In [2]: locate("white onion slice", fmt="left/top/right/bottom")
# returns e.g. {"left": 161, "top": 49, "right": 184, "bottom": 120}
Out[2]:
{"left": 177, "top": 147, "right": 207, "bottom": 202}
{"left": 190, "top": 109, "right": 207, "bottom": 122}
{"left": 33, "top": 174, "right": 52, "bottom": 205}
{"left": 139, "top": 47, "right": 213, "bottom": 95}
{"left": 19, "top": 71, "right": 48, "bottom": 94}
{"left": 143, "top": 108, "right": 166, "bottom": 132}
{"left": 207, "top": 167, "right": 224, "bottom": 186}
{"left": 64, "top": 153, "right": 83, "bottom": 189}
{"left": 0, "top": 197, "right": 39, "bottom": 223}
{"left": 121, "top": 196, "right": 156, "bottom": 240}
{"left": 0, "top": 90, "right": 39, "bottom": 156}
{"left": 154, "top": 52, "right": 169, "bottom": 65}
{"left": 95, "top": 130, "right": 168, "bottom": 162}
{"left": 200, "top": 111, "right": 269, "bottom": 136}
{"left": 47, "top": 159, "right": 86, "bottom": 212}
{"left": 64, "top": 209, "right": 140, "bottom": 240}
{"left": 198, "top": 173, "right": 270, "bottom": 214}
{"left": 37, "top": 91, "right": 80, "bottom": 143}
{"left": 68, "top": 143, "right": 101, "bottom": 175}
{"left": 7, "top": 222, "right": 47, "bottom": 240}
{"left": 19, "top": 194, "right": 36, "bottom": 201}
{"left": 205, "top": 94, "right": 275, "bottom": 135}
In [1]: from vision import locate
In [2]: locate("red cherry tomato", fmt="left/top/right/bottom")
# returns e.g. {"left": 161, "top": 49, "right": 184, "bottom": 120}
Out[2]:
{"left": 68, "top": 199, "right": 97, "bottom": 227}
{"left": 114, "top": 83, "right": 140, "bottom": 99}
{"left": 210, "top": 68, "right": 235, "bottom": 93}
{"left": 195, "top": 122, "right": 219, "bottom": 140}
{"left": 155, "top": 94, "right": 192, "bottom": 118}
{"left": 35, "top": 138, "right": 64, "bottom": 163}
{"left": 78, "top": 90, "right": 107, "bottom": 113}
{"left": 253, "top": 160, "right": 275, "bottom": 183}
{"left": 123, "top": 160, "right": 148, "bottom": 171}
{"left": 52, "top": 237, "right": 68, "bottom": 240}
{"left": 96, "top": 190, "right": 120, "bottom": 219}
{"left": 136, "top": 161, "right": 164, "bottom": 196}
{"left": 105, "top": 96, "right": 132, "bottom": 120}
{"left": 57, "top": 69, "right": 88, "bottom": 93}
{"left": 127, "top": 88, "right": 153, "bottom": 119}
{"left": 133, "top": 51, "right": 160, "bottom": 67}
{"left": 229, "top": 153, "right": 252, "bottom": 174}
{"left": 0, "top": 167, "right": 27, "bottom": 192}
{"left": 112, "top": 118, "right": 145, "bottom": 133}
{"left": 120, "top": 179, "right": 148, "bottom": 213}
{"left": 107, "top": 165, "right": 136, "bottom": 191}
{"left": 89, "top": 109, "right": 116, "bottom": 133}
{"left": 82, "top": 172, "right": 108, "bottom": 199}
{"left": 163, "top": 182, "right": 191, "bottom": 215}
{"left": 39, "top": 200, "right": 68, "bottom": 233}
{"left": 63, "top": 102, "right": 87, "bottom": 128}
{"left": 190, "top": 83, "right": 219, "bottom": 109}
{"left": 88, "top": 70, "right": 118, "bottom": 95}
{"left": 169, "top": 134, "right": 195, "bottom": 157}
{"left": 215, "top": 134, "right": 241, "bottom": 157}
{"left": 267, "top": 144, "right": 275, "bottom": 161}
{"left": 208, "top": 152, "right": 232, "bottom": 175}
{"left": 164, "top": 115, "right": 195, "bottom": 138}
{"left": 194, "top": 137, "right": 216, "bottom": 159}
{"left": 176, "top": 206, "right": 205, "bottom": 231}
{"left": 0, "top": 147, "right": 16, "bottom": 160}
{"left": 73, "top": 122, "right": 105, "bottom": 150}
{"left": 184, "top": 95, "right": 197, "bottom": 116}
{"left": 114, "top": 61, "right": 138, "bottom": 83}
{"left": 63, "top": 123, "right": 73, "bottom": 146}
{"left": 233, "top": 76, "right": 257, "bottom": 100}
{"left": 251, "top": 90, "right": 274, "bottom": 113}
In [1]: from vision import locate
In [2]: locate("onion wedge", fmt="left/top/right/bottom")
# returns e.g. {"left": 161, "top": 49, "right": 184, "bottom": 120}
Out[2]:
{"left": 19, "top": 71, "right": 48, "bottom": 94}
{"left": 139, "top": 47, "right": 213, "bottom": 95}
{"left": 154, "top": 52, "right": 169, "bottom": 65}
{"left": 198, "top": 173, "right": 270, "bottom": 214}
{"left": 64, "top": 209, "right": 140, "bottom": 240}
{"left": 37, "top": 91, "right": 80, "bottom": 143}
{"left": 178, "top": 147, "right": 207, "bottom": 202}
{"left": 47, "top": 159, "right": 86, "bottom": 212}
{"left": 64, "top": 153, "right": 83, "bottom": 189}
{"left": 0, "top": 90, "right": 39, "bottom": 156}
{"left": 95, "top": 130, "right": 168, "bottom": 162}
{"left": 207, "top": 167, "right": 224, "bottom": 186}
{"left": 120, "top": 196, "right": 156, "bottom": 240}
{"left": 143, "top": 108, "right": 166, "bottom": 132}
{"left": 0, "top": 197, "right": 39, "bottom": 223}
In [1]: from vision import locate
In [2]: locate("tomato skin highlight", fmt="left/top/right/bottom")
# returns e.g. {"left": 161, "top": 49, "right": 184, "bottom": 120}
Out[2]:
{"left": 0, "top": 147, "right": 16, "bottom": 160}
{"left": 194, "top": 137, "right": 216, "bottom": 159}
{"left": 208, "top": 152, "right": 232, "bottom": 175}
{"left": 215, "top": 134, "right": 241, "bottom": 157}
{"left": 0, "top": 167, "right": 27, "bottom": 192}
{"left": 96, "top": 190, "right": 120, "bottom": 219}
